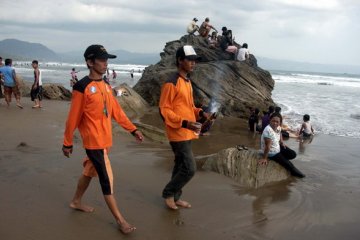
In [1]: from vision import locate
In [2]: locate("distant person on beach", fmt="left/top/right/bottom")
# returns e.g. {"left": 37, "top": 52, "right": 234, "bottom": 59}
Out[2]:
{"left": 0, "top": 58, "right": 23, "bottom": 108}
{"left": 70, "top": 68, "right": 79, "bottom": 87}
{"left": 62, "top": 44, "right": 144, "bottom": 234}
{"left": 248, "top": 108, "right": 261, "bottom": 132}
{"left": 237, "top": 43, "right": 250, "bottom": 61}
{"left": 159, "top": 45, "right": 209, "bottom": 210}
{"left": 258, "top": 112, "right": 305, "bottom": 178}
{"left": 30, "top": 60, "right": 43, "bottom": 108}
{"left": 187, "top": 17, "right": 199, "bottom": 35}
{"left": 198, "top": 17, "right": 218, "bottom": 38}
{"left": 299, "top": 114, "right": 314, "bottom": 138}
{"left": 261, "top": 106, "right": 275, "bottom": 132}
{"left": 112, "top": 69, "right": 117, "bottom": 80}
{"left": 0, "top": 56, "right": 4, "bottom": 98}
{"left": 130, "top": 69, "right": 134, "bottom": 79}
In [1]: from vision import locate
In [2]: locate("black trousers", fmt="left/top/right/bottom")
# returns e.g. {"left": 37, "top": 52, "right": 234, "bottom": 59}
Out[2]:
{"left": 162, "top": 141, "right": 196, "bottom": 201}
{"left": 269, "top": 146, "right": 305, "bottom": 178}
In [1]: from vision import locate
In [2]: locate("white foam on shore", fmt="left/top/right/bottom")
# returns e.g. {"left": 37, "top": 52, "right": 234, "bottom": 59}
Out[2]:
{"left": 272, "top": 71, "right": 360, "bottom": 138}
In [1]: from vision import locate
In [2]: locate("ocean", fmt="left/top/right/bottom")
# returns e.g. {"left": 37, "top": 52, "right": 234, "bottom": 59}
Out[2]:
{"left": 14, "top": 61, "right": 146, "bottom": 88}
{"left": 271, "top": 70, "right": 360, "bottom": 139}
{"left": 13, "top": 61, "right": 360, "bottom": 139}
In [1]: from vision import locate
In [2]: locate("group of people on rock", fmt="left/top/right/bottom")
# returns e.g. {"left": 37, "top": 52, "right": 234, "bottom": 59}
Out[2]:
{"left": 0, "top": 56, "right": 43, "bottom": 108}
{"left": 186, "top": 17, "right": 250, "bottom": 61}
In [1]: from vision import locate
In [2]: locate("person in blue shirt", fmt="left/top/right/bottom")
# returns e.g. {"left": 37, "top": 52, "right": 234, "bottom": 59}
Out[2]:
{"left": 0, "top": 58, "right": 23, "bottom": 108}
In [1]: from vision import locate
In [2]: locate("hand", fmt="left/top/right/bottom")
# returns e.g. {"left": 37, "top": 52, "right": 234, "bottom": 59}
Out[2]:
{"left": 133, "top": 130, "right": 144, "bottom": 143}
{"left": 258, "top": 158, "right": 268, "bottom": 166}
{"left": 187, "top": 121, "right": 202, "bottom": 135}
{"left": 202, "top": 111, "right": 210, "bottom": 119}
{"left": 62, "top": 146, "right": 73, "bottom": 158}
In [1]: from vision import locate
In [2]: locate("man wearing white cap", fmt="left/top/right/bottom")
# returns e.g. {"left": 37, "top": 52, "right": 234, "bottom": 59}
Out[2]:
{"left": 159, "top": 45, "right": 209, "bottom": 210}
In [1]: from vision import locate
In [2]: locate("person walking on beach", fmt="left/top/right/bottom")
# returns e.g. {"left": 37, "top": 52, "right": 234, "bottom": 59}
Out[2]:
{"left": 30, "top": 60, "right": 43, "bottom": 108}
{"left": 0, "top": 56, "right": 4, "bottom": 98}
{"left": 130, "top": 69, "right": 134, "bottom": 79}
{"left": 258, "top": 112, "right": 305, "bottom": 178}
{"left": 0, "top": 58, "right": 23, "bottom": 108}
{"left": 159, "top": 45, "right": 209, "bottom": 210}
{"left": 62, "top": 44, "right": 144, "bottom": 234}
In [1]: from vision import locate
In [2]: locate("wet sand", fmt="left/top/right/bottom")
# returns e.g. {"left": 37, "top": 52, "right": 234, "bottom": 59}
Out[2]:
{"left": 1, "top": 98, "right": 360, "bottom": 239}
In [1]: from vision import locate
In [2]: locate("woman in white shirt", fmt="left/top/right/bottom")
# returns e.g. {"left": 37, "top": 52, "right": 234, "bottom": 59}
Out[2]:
{"left": 259, "top": 112, "right": 305, "bottom": 178}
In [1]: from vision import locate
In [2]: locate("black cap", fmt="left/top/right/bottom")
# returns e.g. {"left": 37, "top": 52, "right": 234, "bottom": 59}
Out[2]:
{"left": 84, "top": 44, "right": 116, "bottom": 60}
{"left": 176, "top": 45, "right": 201, "bottom": 61}
{"left": 193, "top": 17, "right": 198, "bottom": 22}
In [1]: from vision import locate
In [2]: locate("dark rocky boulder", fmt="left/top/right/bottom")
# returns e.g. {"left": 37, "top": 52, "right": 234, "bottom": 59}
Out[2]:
{"left": 133, "top": 35, "right": 275, "bottom": 118}
{"left": 112, "top": 83, "right": 150, "bottom": 119}
{"left": 199, "top": 147, "right": 290, "bottom": 188}
{"left": 16, "top": 76, "right": 71, "bottom": 100}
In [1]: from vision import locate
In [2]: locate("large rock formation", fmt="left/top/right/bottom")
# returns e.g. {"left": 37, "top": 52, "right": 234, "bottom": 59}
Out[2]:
{"left": 134, "top": 35, "right": 275, "bottom": 118}
{"left": 112, "top": 83, "right": 150, "bottom": 119}
{"left": 200, "top": 147, "right": 290, "bottom": 188}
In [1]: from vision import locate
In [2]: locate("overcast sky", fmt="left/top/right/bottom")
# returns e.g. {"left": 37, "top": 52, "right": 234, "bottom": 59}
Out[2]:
{"left": 1, "top": 0, "right": 359, "bottom": 65}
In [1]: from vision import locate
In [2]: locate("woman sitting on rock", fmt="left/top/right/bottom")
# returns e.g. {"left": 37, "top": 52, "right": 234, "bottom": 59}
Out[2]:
{"left": 258, "top": 112, "right": 305, "bottom": 178}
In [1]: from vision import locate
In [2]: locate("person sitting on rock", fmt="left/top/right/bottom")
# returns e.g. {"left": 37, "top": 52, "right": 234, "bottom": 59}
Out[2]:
{"left": 198, "top": 17, "right": 218, "bottom": 38}
{"left": 219, "top": 29, "right": 238, "bottom": 58}
{"left": 258, "top": 112, "right": 305, "bottom": 178}
{"left": 187, "top": 17, "right": 199, "bottom": 35}
{"left": 208, "top": 31, "right": 218, "bottom": 48}
{"left": 237, "top": 43, "right": 250, "bottom": 61}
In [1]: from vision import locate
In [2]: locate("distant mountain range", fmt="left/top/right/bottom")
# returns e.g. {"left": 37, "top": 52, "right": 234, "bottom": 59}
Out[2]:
{"left": 0, "top": 39, "right": 160, "bottom": 65}
{"left": 1, "top": 39, "right": 359, "bottom": 74}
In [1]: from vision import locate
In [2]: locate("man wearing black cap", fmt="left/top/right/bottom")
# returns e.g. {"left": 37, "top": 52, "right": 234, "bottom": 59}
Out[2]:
{"left": 159, "top": 45, "right": 209, "bottom": 210}
{"left": 62, "top": 44, "right": 144, "bottom": 234}
{"left": 187, "top": 17, "right": 199, "bottom": 35}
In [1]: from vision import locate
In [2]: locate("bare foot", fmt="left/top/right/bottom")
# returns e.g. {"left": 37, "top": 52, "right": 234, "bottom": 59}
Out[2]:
{"left": 69, "top": 202, "right": 94, "bottom": 212}
{"left": 175, "top": 199, "right": 192, "bottom": 208}
{"left": 118, "top": 221, "right": 136, "bottom": 234}
{"left": 165, "top": 197, "right": 178, "bottom": 210}
{"left": 32, "top": 105, "right": 40, "bottom": 108}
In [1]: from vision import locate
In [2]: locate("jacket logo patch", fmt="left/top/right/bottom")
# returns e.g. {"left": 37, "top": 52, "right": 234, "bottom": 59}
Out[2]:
{"left": 90, "top": 86, "right": 96, "bottom": 93}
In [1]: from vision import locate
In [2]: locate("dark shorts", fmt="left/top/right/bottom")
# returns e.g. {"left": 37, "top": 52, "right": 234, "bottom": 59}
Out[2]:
{"left": 30, "top": 86, "right": 43, "bottom": 101}
{"left": 85, "top": 149, "right": 114, "bottom": 195}
{"left": 4, "top": 85, "right": 20, "bottom": 100}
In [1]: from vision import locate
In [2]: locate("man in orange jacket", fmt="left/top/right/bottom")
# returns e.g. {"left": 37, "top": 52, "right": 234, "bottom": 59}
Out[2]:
{"left": 62, "top": 44, "right": 144, "bottom": 234}
{"left": 159, "top": 45, "right": 209, "bottom": 210}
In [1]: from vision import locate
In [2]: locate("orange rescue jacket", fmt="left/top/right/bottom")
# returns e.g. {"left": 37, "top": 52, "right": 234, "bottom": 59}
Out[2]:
{"left": 63, "top": 77, "right": 137, "bottom": 149}
{"left": 159, "top": 73, "right": 202, "bottom": 142}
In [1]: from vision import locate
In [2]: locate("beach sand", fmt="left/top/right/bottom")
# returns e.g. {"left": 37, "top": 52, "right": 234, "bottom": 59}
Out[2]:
{"left": 1, "top": 98, "right": 360, "bottom": 239}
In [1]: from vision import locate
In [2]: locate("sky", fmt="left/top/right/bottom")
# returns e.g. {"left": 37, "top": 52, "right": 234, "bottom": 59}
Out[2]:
{"left": 1, "top": 0, "right": 360, "bottom": 66}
